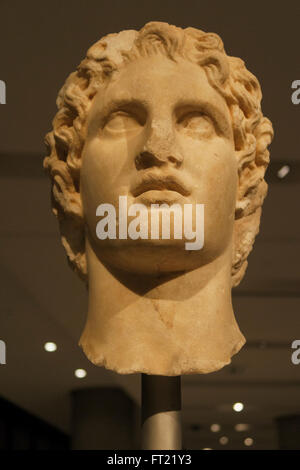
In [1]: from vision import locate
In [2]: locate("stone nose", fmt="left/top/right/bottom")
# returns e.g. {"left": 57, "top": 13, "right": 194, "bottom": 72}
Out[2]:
{"left": 135, "top": 120, "right": 183, "bottom": 170}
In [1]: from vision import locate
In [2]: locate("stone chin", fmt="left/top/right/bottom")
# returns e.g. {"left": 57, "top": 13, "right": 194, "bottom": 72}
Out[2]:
{"left": 87, "top": 233, "right": 231, "bottom": 276}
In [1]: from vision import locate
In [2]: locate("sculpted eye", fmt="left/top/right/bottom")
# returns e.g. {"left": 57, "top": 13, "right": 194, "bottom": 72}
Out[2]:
{"left": 103, "top": 112, "right": 143, "bottom": 134}
{"left": 177, "top": 112, "right": 215, "bottom": 138}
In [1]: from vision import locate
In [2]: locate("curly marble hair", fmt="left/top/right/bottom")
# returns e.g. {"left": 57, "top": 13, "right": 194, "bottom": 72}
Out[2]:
{"left": 43, "top": 21, "right": 273, "bottom": 287}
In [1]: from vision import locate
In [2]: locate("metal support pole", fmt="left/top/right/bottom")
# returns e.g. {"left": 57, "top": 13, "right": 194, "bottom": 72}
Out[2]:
{"left": 141, "top": 374, "right": 182, "bottom": 450}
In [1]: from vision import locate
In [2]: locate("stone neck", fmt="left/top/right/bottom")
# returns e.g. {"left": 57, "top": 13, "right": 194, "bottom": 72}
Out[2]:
{"left": 79, "top": 237, "right": 245, "bottom": 375}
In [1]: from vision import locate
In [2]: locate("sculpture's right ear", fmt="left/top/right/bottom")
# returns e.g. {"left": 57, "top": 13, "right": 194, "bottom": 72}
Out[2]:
{"left": 47, "top": 160, "right": 83, "bottom": 222}
{"left": 43, "top": 130, "right": 83, "bottom": 222}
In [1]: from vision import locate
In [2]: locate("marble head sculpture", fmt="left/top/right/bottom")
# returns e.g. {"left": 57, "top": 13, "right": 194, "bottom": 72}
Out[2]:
{"left": 44, "top": 21, "right": 273, "bottom": 375}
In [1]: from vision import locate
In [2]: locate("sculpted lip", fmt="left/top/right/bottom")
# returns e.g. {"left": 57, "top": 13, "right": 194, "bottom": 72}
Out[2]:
{"left": 132, "top": 173, "right": 191, "bottom": 197}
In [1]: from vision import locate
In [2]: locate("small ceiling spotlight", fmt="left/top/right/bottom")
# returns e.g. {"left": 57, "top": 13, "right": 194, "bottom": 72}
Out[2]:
{"left": 44, "top": 342, "right": 57, "bottom": 352}
{"left": 219, "top": 436, "right": 229, "bottom": 445}
{"left": 233, "top": 402, "right": 244, "bottom": 412}
{"left": 244, "top": 437, "right": 254, "bottom": 447}
{"left": 74, "top": 368, "right": 87, "bottom": 378}
{"left": 210, "top": 423, "right": 221, "bottom": 433}
{"left": 235, "top": 423, "right": 250, "bottom": 432}
{"left": 277, "top": 165, "right": 290, "bottom": 179}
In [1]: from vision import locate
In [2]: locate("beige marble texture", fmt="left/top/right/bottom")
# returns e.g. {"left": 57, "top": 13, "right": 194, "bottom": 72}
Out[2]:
{"left": 44, "top": 21, "right": 273, "bottom": 375}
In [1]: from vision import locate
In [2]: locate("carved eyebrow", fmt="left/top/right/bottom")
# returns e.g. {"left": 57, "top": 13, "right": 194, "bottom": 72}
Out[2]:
{"left": 92, "top": 96, "right": 232, "bottom": 136}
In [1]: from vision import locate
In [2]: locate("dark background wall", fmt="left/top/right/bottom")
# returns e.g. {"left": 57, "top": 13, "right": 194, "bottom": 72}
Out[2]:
{"left": 0, "top": 395, "right": 69, "bottom": 450}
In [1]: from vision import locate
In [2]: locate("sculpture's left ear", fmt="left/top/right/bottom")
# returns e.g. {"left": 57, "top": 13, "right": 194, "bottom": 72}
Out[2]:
{"left": 198, "top": 51, "right": 229, "bottom": 86}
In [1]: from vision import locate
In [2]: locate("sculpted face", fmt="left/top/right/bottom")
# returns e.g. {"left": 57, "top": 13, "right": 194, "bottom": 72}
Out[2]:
{"left": 80, "top": 54, "right": 237, "bottom": 274}
{"left": 44, "top": 22, "right": 273, "bottom": 375}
